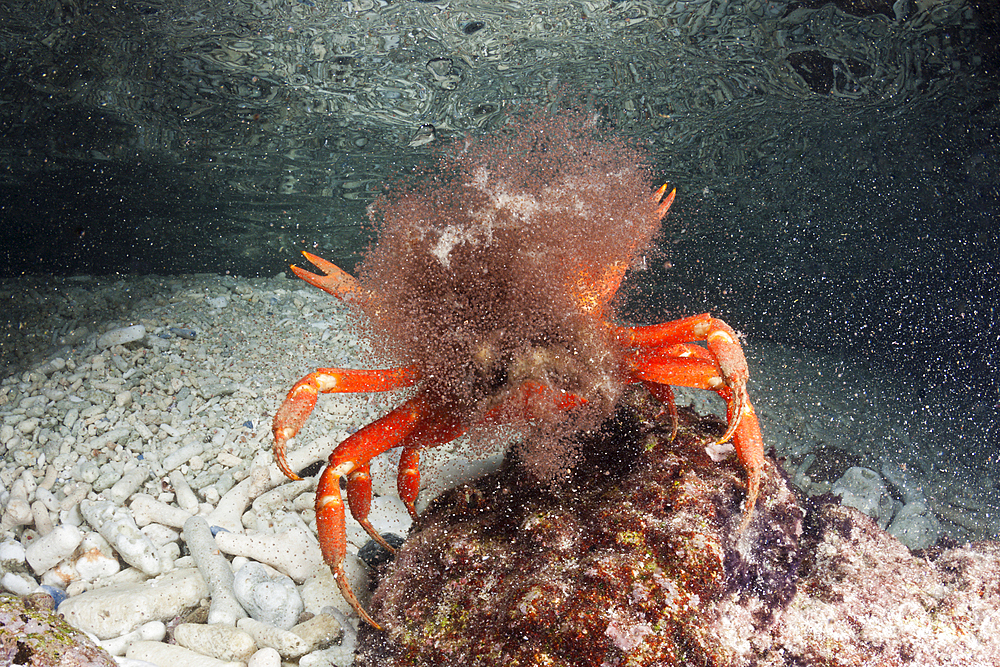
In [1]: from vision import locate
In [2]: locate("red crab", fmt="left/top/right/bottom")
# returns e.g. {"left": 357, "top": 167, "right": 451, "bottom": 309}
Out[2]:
{"left": 271, "top": 112, "right": 764, "bottom": 629}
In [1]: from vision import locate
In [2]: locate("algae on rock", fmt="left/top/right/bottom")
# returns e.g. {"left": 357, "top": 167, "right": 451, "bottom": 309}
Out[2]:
{"left": 0, "top": 592, "right": 116, "bottom": 667}
{"left": 356, "top": 386, "right": 1000, "bottom": 667}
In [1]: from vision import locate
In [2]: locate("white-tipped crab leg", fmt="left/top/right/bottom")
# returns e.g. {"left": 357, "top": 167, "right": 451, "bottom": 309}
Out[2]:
{"left": 272, "top": 366, "right": 421, "bottom": 480}
{"left": 618, "top": 314, "right": 764, "bottom": 532}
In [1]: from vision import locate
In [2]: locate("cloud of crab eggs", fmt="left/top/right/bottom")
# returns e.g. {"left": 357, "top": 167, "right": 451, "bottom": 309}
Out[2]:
{"left": 356, "top": 108, "right": 663, "bottom": 484}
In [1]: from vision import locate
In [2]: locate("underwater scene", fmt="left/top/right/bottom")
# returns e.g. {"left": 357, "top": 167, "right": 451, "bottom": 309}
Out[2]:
{"left": 0, "top": 0, "right": 998, "bottom": 665}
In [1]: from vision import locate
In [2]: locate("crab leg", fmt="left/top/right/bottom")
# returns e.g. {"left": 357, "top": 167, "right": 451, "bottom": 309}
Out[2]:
{"left": 481, "top": 380, "right": 588, "bottom": 424}
{"left": 643, "top": 382, "right": 679, "bottom": 441}
{"left": 315, "top": 393, "right": 459, "bottom": 629}
{"left": 616, "top": 315, "right": 750, "bottom": 438}
{"left": 394, "top": 381, "right": 587, "bottom": 521}
{"left": 620, "top": 316, "right": 764, "bottom": 532}
{"left": 718, "top": 385, "right": 762, "bottom": 533}
{"left": 290, "top": 251, "right": 370, "bottom": 303}
{"left": 628, "top": 346, "right": 747, "bottom": 443}
{"left": 653, "top": 182, "right": 677, "bottom": 221}
{"left": 344, "top": 461, "right": 399, "bottom": 555}
{"left": 272, "top": 366, "right": 421, "bottom": 480}
{"left": 397, "top": 446, "right": 422, "bottom": 521}
{"left": 393, "top": 409, "right": 467, "bottom": 520}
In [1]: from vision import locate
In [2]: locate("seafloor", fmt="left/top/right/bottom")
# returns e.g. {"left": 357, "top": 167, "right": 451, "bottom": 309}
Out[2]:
{"left": 0, "top": 271, "right": 998, "bottom": 666}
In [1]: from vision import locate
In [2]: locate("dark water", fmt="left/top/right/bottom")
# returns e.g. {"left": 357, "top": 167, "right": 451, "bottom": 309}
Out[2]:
{"left": 1, "top": 0, "right": 998, "bottom": 450}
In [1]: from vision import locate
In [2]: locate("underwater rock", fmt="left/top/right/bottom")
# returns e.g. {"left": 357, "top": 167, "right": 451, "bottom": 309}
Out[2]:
{"left": 95, "top": 324, "right": 146, "bottom": 350}
{"left": 59, "top": 567, "right": 209, "bottom": 640}
{"left": 233, "top": 561, "right": 304, "bottom": 630}
{"left": 357, "top": 388, "right": 1000, "bottom": 666}
{"left": 771, "top": 502, "right": 1000, "bottom": 666}
{"left": 358, "top": 388, "right": 802, "bottom": 666}
{"left": 830, "top": 466, "right": 896, "bottom": 529}
{"left": 0, "top": 591, "right": 116, "bottom": 666}
{"left": 887, "top": 499, "right": 941, "bottom": 550}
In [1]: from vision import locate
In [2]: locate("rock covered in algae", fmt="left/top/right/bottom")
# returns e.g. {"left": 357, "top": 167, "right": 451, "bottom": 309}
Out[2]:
{"left": 769, "top": 502, "right": 1000, "bottom": 666}
{"left": 357, "top": 387, "right": 803, "bottom": 666}
{"left": 356, "top": 387, "right": 1000, "bottom": 667}
{"left": 0, "top": 592, "right": 116, "bottom": 666}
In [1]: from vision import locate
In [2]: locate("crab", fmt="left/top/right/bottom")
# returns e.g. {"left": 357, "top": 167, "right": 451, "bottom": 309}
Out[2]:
{"left": 271, "top": 115, "right": 764, "bottom": 630}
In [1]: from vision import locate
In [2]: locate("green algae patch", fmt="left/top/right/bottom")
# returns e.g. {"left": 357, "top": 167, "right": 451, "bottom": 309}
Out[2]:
{"left": 0, "top": 593, "right": 116, "bottom": 667}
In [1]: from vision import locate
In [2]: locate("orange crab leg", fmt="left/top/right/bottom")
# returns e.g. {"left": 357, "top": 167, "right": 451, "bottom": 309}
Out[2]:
{"left": 629, "top": 347, "right": 750, "bottom": 445}
{"left": 397, "top": 446, "right": 422, "bottom": 521}
{"left": 614, "top": 313, "right": 727, "bottom": 349}
{"left": 344, "top": 462, "right": 400, "bottom": 556}
{"left": 616, "top": 315, "right": 750, "bottom": 427}
{"left": 394, "top": 381, "right": 591, "bottom": 522}
{"left": 395, "top": 381, "right": 587, "bottom": 520}
{"left": 272, "top": 366, "right": 421, "bottom": 480}
{"left": 290, "top": 251, "right": 369, "bottom": 302}
{"left": 643, "top": 382, "right": 679, "bottom": 442}
{"left": 393, "top": 408, "right": 467, "bottom": 519}
{"left": 653, "top": 183, "right": 677, "bottom": 221}
{"left": 719, "top": 385, "right": 762, "bottom": 533}
{"left": 481, "top": 380, "right": 588, "bottom": 424}
{"left": 316, "top": 393, "right": 455, "bottom": 629}
{"left": 633, "top": 353, "right": 763, "bottom": 531}
{"left": 620, "top": 316, "right": 764, "bottom": 532}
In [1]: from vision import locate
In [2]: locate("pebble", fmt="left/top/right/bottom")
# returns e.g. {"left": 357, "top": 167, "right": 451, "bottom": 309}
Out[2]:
{"left": 234, "top": 561, "right": 304, "bottom": 630}
{"left": 300, "top": 645, "right": 356, "bottom": 667}
{"left": 130, "top": 493, "right": 194, "bottom": 529}
{"left": 888, "top": 501, "right": 942, "bottom": 550}
{"left": 108, "top": 466, "right": 151, "bottom": 505}
{"left": 74, "top": 532, "right": 122, "bottom": 581}
{"left": 31, "top": 499, "right": 54, "bottom": 535}
{"left": 0, "top": 479, "right": 32, "bottom": 531}
{"left": 24, "top": 523, "right": 83, "bottom": 573}
{"left": 289, "top": 611, "right": 343, "bottom": 651}
{"left": 116, "top": 390, "right": 133, "bottom": 407}
{"left": 215, "top": 526, "right": 325, "bottom": 583}
{"left": 59, "top": 567, "right": 210, "bottom": 639}
{"left": 169, "top": 469, "right": 200, "bottom": 513}
{"left": 183, "top": 516, "right": 248, "bottom": 625}
{"left": 126, "top": 640, "right": 243, "bottom": 667}
{"left": 174, "top": 622, "right": 258, "bottom": 663}
{"left": 299, "top": 557, "right": 370, "bottom": 618}
{"left": 204, "top": 476, "right": 253, "bottom": 533}
{"left": 96, "top": 324, "right": 146, "bottom": 350}
{"left": 247, "top": 647, "right": 281, "bottom": 667}
{"left": 831, "top": 467, "right": 896, "bottom": 530}
{"left": 237, "top": 617, "right": 310, "bottom": 659}
{"left": 98, "top": 621, "right": 167, "bottom": 656}
{"left": 17, "top": 416, "right": 39, "bottom": 434}
{"left": 2, "top": 570, "right": 37, "bottom": 595}
{"left": 80, "top": 499, "right": 167, "bottom": 575}
{"left": 114, "top": 659, "right": 160, "bottom": 667}
{"left": 163, "top": 442, "right": 204, "bottom": 471}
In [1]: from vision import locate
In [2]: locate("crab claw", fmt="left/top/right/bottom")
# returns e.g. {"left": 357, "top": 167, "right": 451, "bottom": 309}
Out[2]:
{"left": 290, "top": 251, "right": 368, "bottom": 302}
{"left": 653, "top": 183, "right": 677, "bottom": 222}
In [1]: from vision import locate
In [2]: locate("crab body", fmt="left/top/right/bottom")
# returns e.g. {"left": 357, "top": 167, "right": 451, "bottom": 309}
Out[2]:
{"left": 272, "top": 113, "right": 764, "bottom": 629}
